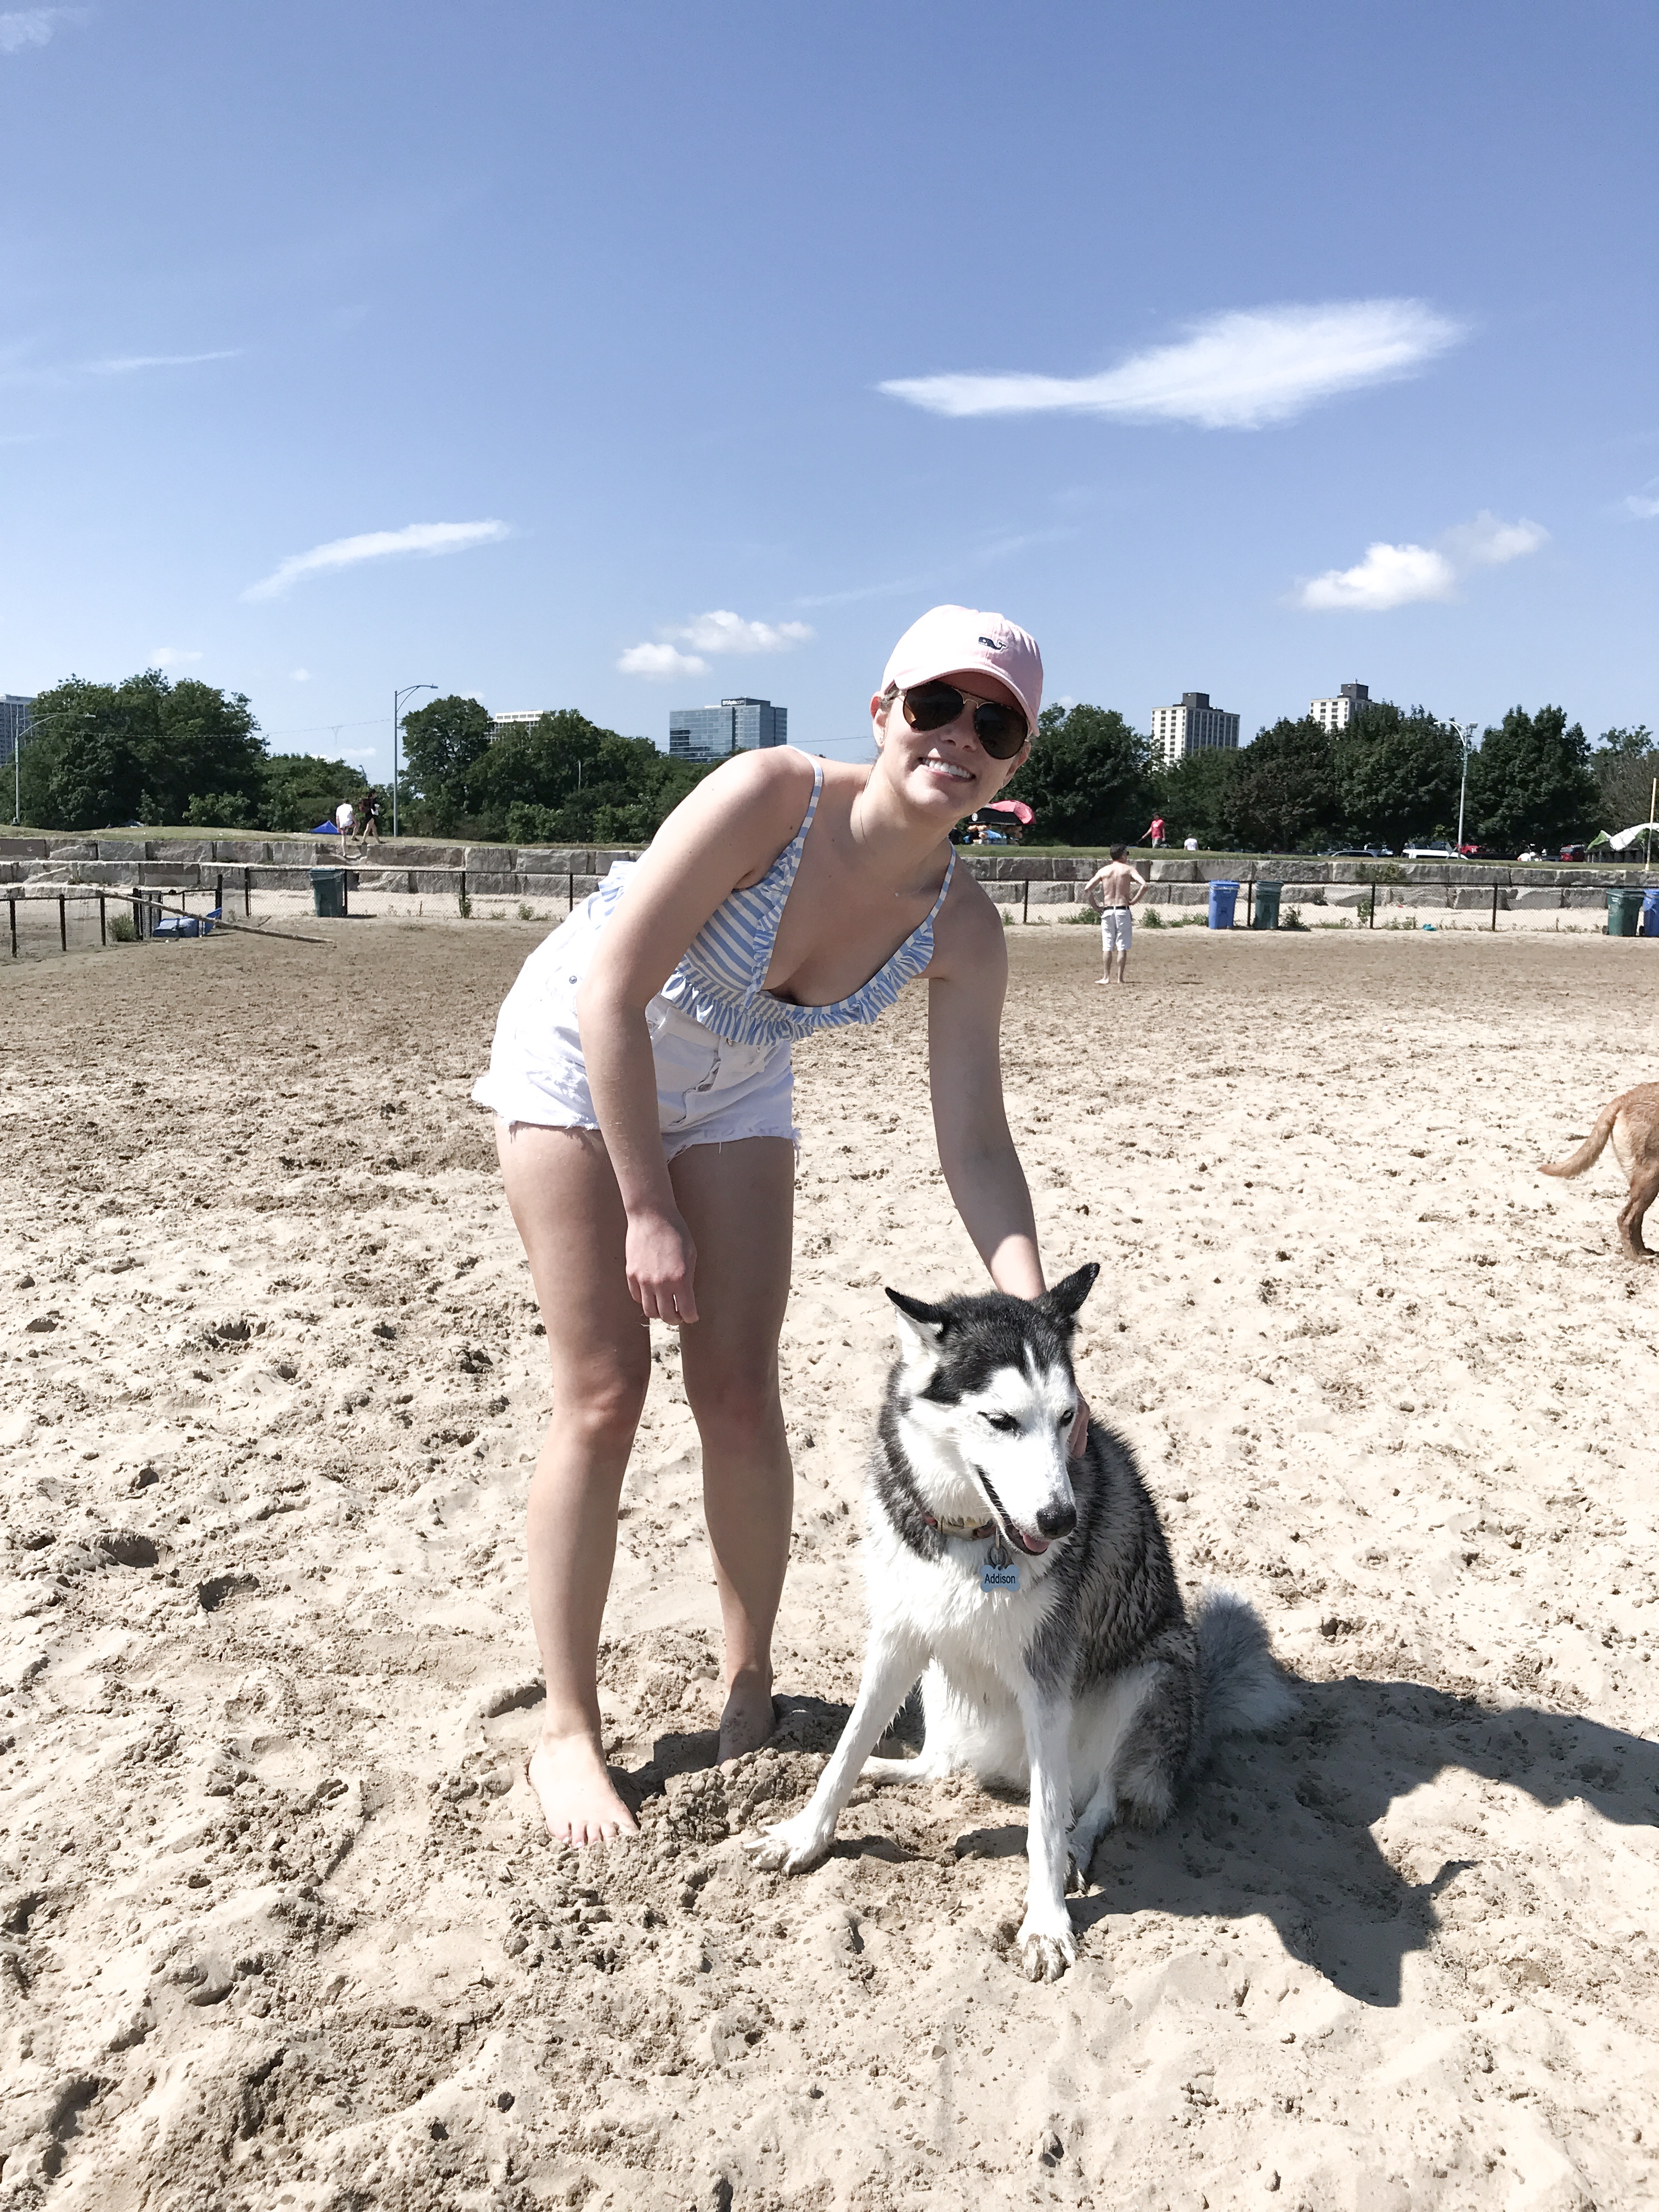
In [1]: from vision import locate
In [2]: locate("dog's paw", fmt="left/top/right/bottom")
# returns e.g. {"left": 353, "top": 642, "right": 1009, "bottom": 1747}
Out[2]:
{"left": 745, "top": 1812, "right": 832, "bottom": 1876}
{"left": 1015, "top": 1906, "right": 1077, "bottom": 1983}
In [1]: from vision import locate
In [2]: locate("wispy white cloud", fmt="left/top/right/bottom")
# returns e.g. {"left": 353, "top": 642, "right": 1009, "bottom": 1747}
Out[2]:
{"left": 85, "top": 349, "right": 241, "bottom": 376}
{"left": 290, "top": 668, "right": 311, "bottom": 682}
{"left": 244, "top": 520, "right": 510, "bottom": 602}
{"left": 1441, "top": 511, "right": 1548, "bottom": 568}
{"left": 1626, "top": 482, "right": 1659, "bottom": 520}
{"left": 671, "top": 610, "right": 812, "bottom": 655}
{"left": 1298, "top": 541, "right": 1458, "bottom": 613}
{"left": 0, "top": 9, "right": 78, "bottom": 55}
{"left": 881, "top": 300, "right": 1463, "bottom": 432}
{"left": 617, "top": 608, "right": 812, "bottom": 680}
{"left": 618, "top": 642, "right": 709, "bottom": 681}
{"left": 1297, "top": 508, "right": 1547, "bottom": 612}
{"left": 150, "top": 647, "right": 202, "bottom": 669}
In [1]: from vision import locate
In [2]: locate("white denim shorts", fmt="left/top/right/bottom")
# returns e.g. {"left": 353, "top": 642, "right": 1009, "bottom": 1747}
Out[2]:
{"left": 470, "top": 897, "right": 798, "bottom": 1156}
{"left": 1101, "top": 906, "right": 1134, "bottom": 954}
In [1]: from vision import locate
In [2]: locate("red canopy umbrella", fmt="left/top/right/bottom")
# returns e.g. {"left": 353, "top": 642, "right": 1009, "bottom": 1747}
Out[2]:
{"left": 979, "top": 799, "right": 1034, "bottom": 825}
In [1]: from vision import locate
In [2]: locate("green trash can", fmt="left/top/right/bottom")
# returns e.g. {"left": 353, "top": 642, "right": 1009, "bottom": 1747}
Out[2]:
{"left": 1251, "top": 881, "right": 1282, "bottom": 929}
{"left": 310, "top": 867, "right": 346, "bottom": 919}
{"left": 1608, "top": 887, "right": 1643, "bottom": 937}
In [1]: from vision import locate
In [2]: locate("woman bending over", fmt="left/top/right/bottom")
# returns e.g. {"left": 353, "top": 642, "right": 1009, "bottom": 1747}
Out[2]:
{"left": 473, "top": 604, "right": 1077, "bottom": 1844}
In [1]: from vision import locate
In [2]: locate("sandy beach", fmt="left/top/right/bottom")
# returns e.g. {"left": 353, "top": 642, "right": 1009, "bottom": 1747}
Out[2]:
{"left": 2, "top": 916, "right": 1657, "bottom": 2210}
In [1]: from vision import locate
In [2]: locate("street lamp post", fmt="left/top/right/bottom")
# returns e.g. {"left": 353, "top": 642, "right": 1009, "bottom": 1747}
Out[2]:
{"left": 11, "top": 705, "right": 80, "bottom": 826}
{"left": 392, "top": 684, "right": 437, "bottom": 839}
{"left": 1454, "top": 721, "right": 1477, "bottom": 854}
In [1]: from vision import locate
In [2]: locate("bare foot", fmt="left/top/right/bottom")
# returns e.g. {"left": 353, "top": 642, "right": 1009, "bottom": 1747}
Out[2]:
{"left": 719, "top": 1668, "right": 777, "bottom": 1762}
{"left": 527, "top": 1731, "right": 639, "bottom": 1846}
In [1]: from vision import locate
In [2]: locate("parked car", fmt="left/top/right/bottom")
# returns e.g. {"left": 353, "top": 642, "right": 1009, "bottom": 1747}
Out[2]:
{"left": 1363, "top": 844, "right": 1395, "bottom": 858}
{"left": 1560, "top": 844, "right": 1587, "bottom": 863}
{"left": 1403, "top": 842, "right": 1458, "bottom": 860}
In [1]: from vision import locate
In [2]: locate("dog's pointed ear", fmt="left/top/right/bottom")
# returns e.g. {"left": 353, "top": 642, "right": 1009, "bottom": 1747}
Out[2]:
{"left": 885, "top": 1286, "right": 952, "bottom": 1358}
{"left": 1035, "top": 1262, "right": 1099, "bottom": 1329}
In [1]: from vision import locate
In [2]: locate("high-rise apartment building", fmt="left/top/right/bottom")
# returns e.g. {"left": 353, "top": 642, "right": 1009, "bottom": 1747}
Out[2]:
{"left": 1149, "top": 691, "right": 1240, "bottom": 768}
{"left": 0, "top": 695, "right": 33, "bottom": 769}
{"left": 1308, "top": 682, "right": 1370, "bottom": 732}
{"left": 488, "top": 709, "right": 546, "bottom": 735}
{"left": 669, "top": 697, "right": 788, "bottom": 761}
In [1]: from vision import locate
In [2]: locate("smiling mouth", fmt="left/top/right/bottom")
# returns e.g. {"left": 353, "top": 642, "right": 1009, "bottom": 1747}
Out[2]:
{"left": 972, "top": 1468, "right": 1052, "bottom": 1555}
{"left": 918, "top": 755, "right": 973, "bottom": 782}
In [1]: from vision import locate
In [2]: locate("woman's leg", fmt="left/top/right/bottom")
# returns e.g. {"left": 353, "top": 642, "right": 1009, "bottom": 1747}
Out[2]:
{"left": 668, "top": 1137, "right": 797, "bottom": 1760}
{"left": 496, "top": 1121, "right": 652, "bottom": 1844}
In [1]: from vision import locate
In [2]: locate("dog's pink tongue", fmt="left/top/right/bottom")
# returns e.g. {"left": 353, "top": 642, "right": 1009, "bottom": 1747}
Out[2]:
{"left": 1020, "top": 1531, "right": 1051, "bottom": 1555}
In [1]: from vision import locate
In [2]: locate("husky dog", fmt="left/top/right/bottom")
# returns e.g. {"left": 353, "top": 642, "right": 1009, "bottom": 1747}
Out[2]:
{"left": 749, "top": 1265, "right": 1292, "bottom": 1981}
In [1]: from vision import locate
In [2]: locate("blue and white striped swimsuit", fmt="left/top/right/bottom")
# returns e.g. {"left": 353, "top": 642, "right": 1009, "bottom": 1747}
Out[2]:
{"left": 472, "top": 751, "right": 955, "bottom": 1149}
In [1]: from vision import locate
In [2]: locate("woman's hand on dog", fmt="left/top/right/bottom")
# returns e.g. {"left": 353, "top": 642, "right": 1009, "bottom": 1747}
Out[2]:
{"left": 626, "top": 1204, "right": 699, "bottom": 1324}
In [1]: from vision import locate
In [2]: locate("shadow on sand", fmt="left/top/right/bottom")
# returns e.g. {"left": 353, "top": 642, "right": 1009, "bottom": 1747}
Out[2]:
{"left": 678, "top": 1676, "right": 1658, "bottom": 2009}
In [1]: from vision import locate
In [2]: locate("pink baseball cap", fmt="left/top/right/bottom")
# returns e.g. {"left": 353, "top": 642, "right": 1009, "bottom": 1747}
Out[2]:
{"left": 882, "top": 605, "right": 1043, "bottom": 738}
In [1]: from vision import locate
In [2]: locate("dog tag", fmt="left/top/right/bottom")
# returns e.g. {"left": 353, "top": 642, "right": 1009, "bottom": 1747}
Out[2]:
{"left": 981, "top": 1537, "right": 1019, "bottom": 1594}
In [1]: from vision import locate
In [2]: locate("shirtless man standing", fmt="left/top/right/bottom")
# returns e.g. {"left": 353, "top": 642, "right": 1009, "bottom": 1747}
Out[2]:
{"left": 1084, "top": 844, "right": 1147, "bottom": 985}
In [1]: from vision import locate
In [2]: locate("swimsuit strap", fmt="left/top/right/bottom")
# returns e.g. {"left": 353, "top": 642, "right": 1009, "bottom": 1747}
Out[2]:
{"left": 924, "top": 845, "right": 955, "bottom": 926}
{"left": 781, "top": 752, "right": 824, "bottom": 876}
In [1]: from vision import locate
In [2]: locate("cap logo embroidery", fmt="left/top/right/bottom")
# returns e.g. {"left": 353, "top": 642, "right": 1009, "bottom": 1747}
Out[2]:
{"left": 978, "top": 635, "right": 1005, "bottom": 650}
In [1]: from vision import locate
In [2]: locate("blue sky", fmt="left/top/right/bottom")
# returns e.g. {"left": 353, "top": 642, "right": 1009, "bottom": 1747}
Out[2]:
{"left": 3, "top": 1, "right": 1655, "bottom": 772}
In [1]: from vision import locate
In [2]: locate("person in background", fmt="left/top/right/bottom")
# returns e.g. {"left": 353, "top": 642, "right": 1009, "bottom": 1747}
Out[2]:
{"left": 1141, "top": 814, "right": 1166, "bottom": 850}
{"left": 361, "top": 791, "right": 382, "bottom": 840}
{"left": 1083, "top": 844, "right": 1147, "bottom": 986}
{"left": 1183, "top": 834, "right": 1199, "bottom": 852}
{"left": 335, "top": 799, "right": 356, "bottom": 843}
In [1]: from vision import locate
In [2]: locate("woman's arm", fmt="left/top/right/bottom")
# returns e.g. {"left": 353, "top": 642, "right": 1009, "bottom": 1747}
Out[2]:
{"left": 924, "top": 888, "right": 1044, "bottom": 1299}
{"left": 574, "top": 749, "right": 814, "bottom": 1322}
{"left": 929, "top": 885, "right": 1094, "bottom": 1453}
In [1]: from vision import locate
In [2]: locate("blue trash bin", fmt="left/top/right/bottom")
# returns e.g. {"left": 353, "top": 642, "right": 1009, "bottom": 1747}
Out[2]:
{"left": 1207, "top": 879, "right": 1240, "bottom": 929}
{"left": 1644, "top": 889, "right": 1659, "bottom": 938}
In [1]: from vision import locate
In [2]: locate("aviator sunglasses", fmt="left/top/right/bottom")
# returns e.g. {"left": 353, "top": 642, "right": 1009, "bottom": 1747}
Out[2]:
{"left": 889, "top": 679, "right": 1029, "bottom": 759}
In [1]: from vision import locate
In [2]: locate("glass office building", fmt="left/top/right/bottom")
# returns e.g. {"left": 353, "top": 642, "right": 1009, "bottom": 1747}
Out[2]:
{"left": 668, "top": 697, "right": 788, "bottom": 761}
{"left": 0, "top": 695, "right": 33, "bottom": 769}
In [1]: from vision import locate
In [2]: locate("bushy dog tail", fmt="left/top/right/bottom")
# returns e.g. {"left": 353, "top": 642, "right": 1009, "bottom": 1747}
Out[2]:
{"left": 1541, "top": 1099, "right": 1621, "bottom": 1181}
{"left": 1190, "top": 1586, "right": 1295, "bottom": 1764}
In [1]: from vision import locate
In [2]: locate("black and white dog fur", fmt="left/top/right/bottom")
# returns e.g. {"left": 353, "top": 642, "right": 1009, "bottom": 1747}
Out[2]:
{"left": 749, "top": 1265, "right": 1293, "bottom": 1980}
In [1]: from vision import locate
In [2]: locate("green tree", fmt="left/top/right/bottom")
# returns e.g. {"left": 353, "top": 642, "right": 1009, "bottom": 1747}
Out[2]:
{"left": 1592, "top": 726, "right": 1658, "bottom": 832}
{"left": 470, "top": 710, "right": 718, "bottom": 843}
{"left": 399, "top": 693, "right": 495, "bottom": 826}
{"left": 1334, "top": 703, "right": 1464, "bottom": 846}
{"left": 1466, "top": 706, "right": 1596, "bottom": 853}
{"left": 262, "top": 753, "right": 383, "bottom": 834}
{"left": 1003, "top": 703, "right": 1151, "bottom": 845}
{"left": 1224, "top": 718, "right": 1339, "bottom": 852}
{"left": 18, "top": 671, "right": 263, "bottom": 831}
{"left": 1148, "top": 747, "right": 1240, "bottom": 850}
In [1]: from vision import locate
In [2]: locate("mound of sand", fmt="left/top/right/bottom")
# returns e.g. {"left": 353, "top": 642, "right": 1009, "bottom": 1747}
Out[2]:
{"left": 1, "top": 921, "right": 1655, "bottom": 2209}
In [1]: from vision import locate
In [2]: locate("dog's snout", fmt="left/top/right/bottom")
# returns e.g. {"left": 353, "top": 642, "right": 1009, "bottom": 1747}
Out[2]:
{"left": 1036, "top": 1502, "right": 1077, "bottom": 1541}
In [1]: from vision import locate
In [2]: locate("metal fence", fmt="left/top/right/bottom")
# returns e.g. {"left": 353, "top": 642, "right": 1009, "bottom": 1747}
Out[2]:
{"left": 5, "top": 881, "right": 246, "bottom": 961}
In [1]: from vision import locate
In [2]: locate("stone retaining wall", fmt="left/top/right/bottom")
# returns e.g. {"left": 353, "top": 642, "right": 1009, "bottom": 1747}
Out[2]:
{"left": 3, "top": 833, "right": 1655, "bottom": 914}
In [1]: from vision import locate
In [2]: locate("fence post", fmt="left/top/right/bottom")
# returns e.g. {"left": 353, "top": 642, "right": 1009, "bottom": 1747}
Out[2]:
{"left": 58, "top": 895, "right": 66, "bottom": 953}
{"left": 1370, "top": 883, "right": 1377, "bottom": 928}
{"left": 1491, "top": 881, "right": 1499, "bottom": 932}
{"left": 568, "top": 868, "right": 574, "bottom": 914}
{"left": 8, "top": 896, "right": 15, "bottom": 959}
{"left": 1246, "top": 879, "right": 1254, "bottom": 927}
{"left": 99, "top": 894, "right": 106, "bottom": 945}
{"left": 215, "top": 871, "right": 223, "bottom": 915}
{"left": 1022, "top": 877, "right": 1029, "bottom": 926}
